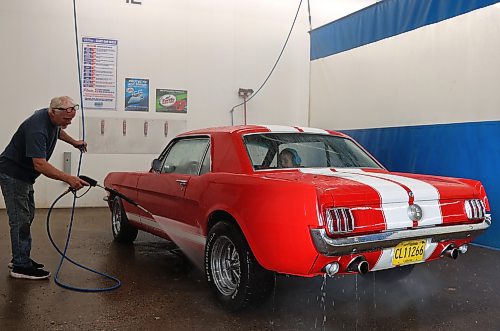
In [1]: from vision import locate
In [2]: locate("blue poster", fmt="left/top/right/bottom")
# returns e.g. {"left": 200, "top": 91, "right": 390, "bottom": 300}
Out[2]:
{"left": 125, "top": 78, "right": 149, "bottom": 111}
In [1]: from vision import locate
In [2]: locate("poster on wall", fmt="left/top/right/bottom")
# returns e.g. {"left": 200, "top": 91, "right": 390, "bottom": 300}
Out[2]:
{"left": 81, "top": 37, "right": 118, "bottom": 109}
{"left": 156, "top": 89, "right": 188, "bottom": 113}
{"left": 125, "top": 78, "right": 149, "bottom": 112}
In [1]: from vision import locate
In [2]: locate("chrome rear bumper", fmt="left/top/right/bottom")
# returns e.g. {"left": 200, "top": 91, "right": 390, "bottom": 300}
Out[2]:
{"left": 310, "top": 216, "right": 491, "bottom": 256}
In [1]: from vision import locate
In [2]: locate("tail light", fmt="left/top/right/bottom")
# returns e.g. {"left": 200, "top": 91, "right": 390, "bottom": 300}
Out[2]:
{"left": 464, "top": 199, "right": 486, "bottom": 220}
{"left": 325, "top": 208, "right": 355, "bottom": 235}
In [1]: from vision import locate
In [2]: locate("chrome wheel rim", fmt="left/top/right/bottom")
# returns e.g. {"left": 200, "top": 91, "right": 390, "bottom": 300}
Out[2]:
{"left": 112, "top": 201, "right": 122, "bottom": 235}
{"left": 211, "top": 235, "right": 241, "bottom": 296}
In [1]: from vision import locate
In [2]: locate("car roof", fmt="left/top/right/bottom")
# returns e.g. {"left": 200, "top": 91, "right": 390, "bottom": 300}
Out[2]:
{"left": 180, "top": 125, "right": 349, "bottom": 138}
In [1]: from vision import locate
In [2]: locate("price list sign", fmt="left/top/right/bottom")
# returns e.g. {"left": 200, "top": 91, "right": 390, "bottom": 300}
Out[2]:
{"left": 82, "top": 37, "right": 118, "bottom": 109}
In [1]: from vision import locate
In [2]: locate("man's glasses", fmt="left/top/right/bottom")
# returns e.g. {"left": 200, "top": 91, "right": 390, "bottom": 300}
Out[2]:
{"left": 53, "top": 104, "right": 80, "bottom": 113}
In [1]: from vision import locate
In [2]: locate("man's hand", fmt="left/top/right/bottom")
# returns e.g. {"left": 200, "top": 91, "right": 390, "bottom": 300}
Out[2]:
{"left": 67, "top": 176, "right": 89, "bottom": 190}
{"left": 32, "top": 158, "right": 90, "bottom": 190}
{"left": 73, "top": 140, "right": 87, "bottom": 153}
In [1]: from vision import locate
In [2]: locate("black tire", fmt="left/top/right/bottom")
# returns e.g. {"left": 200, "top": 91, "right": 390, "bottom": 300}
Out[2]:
{"left": 111, "top": 197, "right": 138, "bottom": 243}
{"left": 205, "top": 221, "right": 275, "bottom": 311}
{"left": 364, "top": 264, "right": 415, "bottom": 282}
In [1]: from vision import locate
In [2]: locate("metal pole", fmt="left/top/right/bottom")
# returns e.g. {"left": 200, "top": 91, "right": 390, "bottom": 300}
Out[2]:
{"left": 243, "top": 96, "right": 247, "bottom": 125}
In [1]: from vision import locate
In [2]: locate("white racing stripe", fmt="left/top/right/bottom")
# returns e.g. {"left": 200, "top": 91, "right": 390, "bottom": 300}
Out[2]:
{"left": 297, "top": 127, "right": 329, "bottom": 134}
{"left": 261, "top": 125, "right": 300, "bottom": 132}
{"left": 335, "top": 169, "right": 443, "bottom": 226}
{"left": 300, "top": 168, "right": 412, "bottom": 229}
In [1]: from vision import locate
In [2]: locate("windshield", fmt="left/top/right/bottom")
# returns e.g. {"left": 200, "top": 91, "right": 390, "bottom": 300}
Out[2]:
{"left": 243, "top": 133, "right": 382, "bottom": 170}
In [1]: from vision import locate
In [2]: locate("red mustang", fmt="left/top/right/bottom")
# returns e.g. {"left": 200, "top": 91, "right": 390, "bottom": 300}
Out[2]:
{"left": 104, "top": 125, "right": 491, "bottom": 310}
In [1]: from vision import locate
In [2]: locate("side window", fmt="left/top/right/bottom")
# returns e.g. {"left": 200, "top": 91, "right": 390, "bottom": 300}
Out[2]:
{"left": 246, "top": 142, "right": 269, "bottom": 168}
{"left": 161, "top": 138, "right": 209, "bottom": 175}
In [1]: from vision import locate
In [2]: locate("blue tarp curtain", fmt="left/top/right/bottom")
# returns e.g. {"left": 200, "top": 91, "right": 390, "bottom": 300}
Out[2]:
{"left": 311, "top": 0, "right": 500, "bottom": 60}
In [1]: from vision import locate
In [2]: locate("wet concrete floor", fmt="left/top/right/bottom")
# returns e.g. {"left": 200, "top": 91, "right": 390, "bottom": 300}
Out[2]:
{"left": 0, "top": 207, "right": 499, "bottom": 330}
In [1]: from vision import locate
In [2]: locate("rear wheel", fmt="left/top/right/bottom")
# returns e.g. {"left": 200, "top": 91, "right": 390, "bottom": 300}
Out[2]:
{"left": 205, "top": 221, "right": 275, "bottom": 311}
{"left": 111, "top": 197, "right": 138, "bottom": 243}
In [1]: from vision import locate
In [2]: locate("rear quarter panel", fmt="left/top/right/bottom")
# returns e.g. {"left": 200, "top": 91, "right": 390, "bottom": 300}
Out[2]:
{"left": 201, "top": 173, "right": 321, "bottom": 276}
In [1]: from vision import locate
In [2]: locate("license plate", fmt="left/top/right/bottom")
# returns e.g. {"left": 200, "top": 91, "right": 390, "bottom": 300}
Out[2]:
{"left": 392, "top": 239, "right": 426, "bottom": 266}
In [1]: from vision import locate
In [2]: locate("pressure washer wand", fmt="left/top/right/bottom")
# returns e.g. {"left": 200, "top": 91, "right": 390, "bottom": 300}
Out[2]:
{"left": 78, "top": 175, "right": 151, "bottom": 214}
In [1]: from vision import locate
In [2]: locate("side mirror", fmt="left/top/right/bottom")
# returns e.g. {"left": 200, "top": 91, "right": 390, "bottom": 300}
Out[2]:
{"left": 163, "top": 164, "right": 176, "bottom": 173}
{"left": 151, "top": 159, "right": 162, "bottom": 172}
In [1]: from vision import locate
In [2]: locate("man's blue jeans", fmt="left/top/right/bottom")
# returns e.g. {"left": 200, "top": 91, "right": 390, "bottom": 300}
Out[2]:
{"left": 0, "top": 173, "right": 35, "bottom": 268}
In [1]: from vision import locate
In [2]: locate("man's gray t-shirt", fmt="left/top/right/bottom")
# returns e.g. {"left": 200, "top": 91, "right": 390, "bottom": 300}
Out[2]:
{"left": 0, "top": 108, "right": 60, "bottom": 184}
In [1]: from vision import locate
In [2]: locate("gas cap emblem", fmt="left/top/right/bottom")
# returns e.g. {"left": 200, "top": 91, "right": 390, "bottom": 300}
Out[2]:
{"left": 408, "top": 204, "right": 423, "bottom": 221}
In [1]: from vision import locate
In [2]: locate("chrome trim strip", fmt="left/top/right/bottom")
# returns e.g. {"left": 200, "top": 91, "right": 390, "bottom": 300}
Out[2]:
{"left": 477, "top": 200, "right": 483, "bottom": 218}
{"left": 127, "top": 213, "right": 164, "bottom": 232}
{"left": 348, "top": 209, "right": 354, "bottom": 231}
{"left": 341, "top": 209, "right": 348, "bottom": 232}
{"left": 334, "top": 209, "right": 341, "bottom": 232}
{"left": 310, "top": 217, "right": 491, "bottom": 256}
{"left": 154, "top": 215, "right": 207, "bottom": 245}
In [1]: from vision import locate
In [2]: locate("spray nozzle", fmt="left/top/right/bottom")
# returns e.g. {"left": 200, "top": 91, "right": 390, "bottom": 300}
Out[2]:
{"left": 77, "top": 175, "right": 141, "bottom": 209}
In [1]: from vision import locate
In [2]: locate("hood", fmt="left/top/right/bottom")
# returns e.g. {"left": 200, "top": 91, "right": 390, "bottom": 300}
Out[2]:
{"left": 260, "top": 168, "right": 476, "bottom": 205}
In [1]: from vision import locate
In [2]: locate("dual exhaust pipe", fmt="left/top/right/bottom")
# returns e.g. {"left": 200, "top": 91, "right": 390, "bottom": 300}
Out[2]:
{"left": 442, "top": 244, "right": 468, "bottom": 259}
{"left": 323, "top": 244, "right": 468, "bottom": 276}
{"left": 323, "top": 256, "right": 369, "bottom": 276}
{"left": 346, "top": 256, "right": 369, "bottom": 274}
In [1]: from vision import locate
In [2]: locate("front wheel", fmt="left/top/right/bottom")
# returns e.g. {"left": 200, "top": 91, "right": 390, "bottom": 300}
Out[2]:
{"left": 111, "top": 197, "right": 138, "bottom": 243}
{"left": 205, "top": 221, "right": 274, "bottom": 311}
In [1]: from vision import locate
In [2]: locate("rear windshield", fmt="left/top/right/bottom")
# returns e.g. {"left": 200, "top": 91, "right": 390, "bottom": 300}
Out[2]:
{"left": 243, "top": 133, "right": 382, "bottom": 170}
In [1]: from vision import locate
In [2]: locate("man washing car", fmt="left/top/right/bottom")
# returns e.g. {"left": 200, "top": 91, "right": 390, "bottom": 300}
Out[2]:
{"left": 0, "top": 96, "right": 89, "bottom": 280}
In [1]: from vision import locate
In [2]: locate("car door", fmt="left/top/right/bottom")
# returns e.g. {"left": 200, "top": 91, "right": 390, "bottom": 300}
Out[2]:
{"left": 136, "top": 137, "right": 210, "bottom": 233}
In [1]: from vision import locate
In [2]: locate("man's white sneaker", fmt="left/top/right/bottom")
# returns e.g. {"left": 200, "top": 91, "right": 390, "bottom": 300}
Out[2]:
{"left": 10, "top": 266, "right": 50, "bottom": 280}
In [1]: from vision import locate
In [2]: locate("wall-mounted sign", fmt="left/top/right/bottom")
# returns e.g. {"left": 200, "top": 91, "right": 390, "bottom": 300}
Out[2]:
{"left": 82, "top": 37, "right": 118, "bottom": 110}
{"left": 156, "top": 89, "right": 187, "bottom": 113}
{"left": 125, "top": 78, "right": 149, "bottom": 112}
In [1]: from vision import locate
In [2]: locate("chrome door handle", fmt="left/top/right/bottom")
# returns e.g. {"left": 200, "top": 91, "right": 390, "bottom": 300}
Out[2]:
{"left": 176, "top": 179, "right": 188, "bottom": 187}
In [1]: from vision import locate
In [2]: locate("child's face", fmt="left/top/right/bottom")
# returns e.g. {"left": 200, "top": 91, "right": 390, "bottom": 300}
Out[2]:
{"left": 279, "top": 152, "right": 294, "bottom": 168}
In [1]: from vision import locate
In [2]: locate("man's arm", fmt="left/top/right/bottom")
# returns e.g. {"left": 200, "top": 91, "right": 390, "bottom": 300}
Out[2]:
{"left": 32, "top": 158, "right": 88, "bottom": 189}
{"left": 59, "top": 130, "right": 87, "bottom": 152}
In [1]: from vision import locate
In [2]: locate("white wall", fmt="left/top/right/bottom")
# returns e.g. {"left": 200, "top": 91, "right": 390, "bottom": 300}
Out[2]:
{"left": 310, "top": 4, "right": 500, "bottom": 130}
{"left": 0, "top": 0, "right": 315, "bottom": 208}
{"left": 310, "top": 0, "right": 379, "bottom": 28}
{"left": 0, "top": 0, "right": 377, "bottom": 208}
